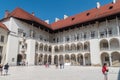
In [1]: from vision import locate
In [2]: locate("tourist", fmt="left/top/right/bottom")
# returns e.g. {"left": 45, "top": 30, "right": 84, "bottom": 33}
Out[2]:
{"left": 4, "top": 63, "right": 9, "bottom": 75}
{"left": 0, "top": 64, "right": 3, "bottom": 75}
{"left": 102, "top": 63, "right": 109, "bottom": 80}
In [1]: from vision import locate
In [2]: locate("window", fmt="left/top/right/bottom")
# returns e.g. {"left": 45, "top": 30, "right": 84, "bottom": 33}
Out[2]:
{"left": 0, "top": 35, "right": 4, "bottom": 42}
{"left": 39, "top": 35, "right": 43, "bottom": 40}
{"left": 108, "top": 28, "right": 112, "bottom": 36}
{"left": 91, "top": 31, "right": 95, "bottom": 38}
{"left": 100, "top": 29, "right": 107, "bottom": 38}
{"left": 65, "top": 36, "right": 70, "bottom": 42}
{"left": 84, "top": 33, "right": 86, "bottom": 39}
{"left": 18, "top": 28, "right": 23, "bottom": 37}
{"left": 30, "top": 30, "right": 35, "bottom": 38}
{"left": 0, "top": 46, "right": 3, "bottom": 54}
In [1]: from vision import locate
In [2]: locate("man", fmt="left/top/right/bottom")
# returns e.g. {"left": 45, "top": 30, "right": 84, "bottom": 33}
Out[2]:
{"left": 4, "top": 63, "right": 9, "bottom": 75}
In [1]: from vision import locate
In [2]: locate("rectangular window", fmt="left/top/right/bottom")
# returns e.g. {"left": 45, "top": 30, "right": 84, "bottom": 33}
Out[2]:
{"left": 84, "top": 33, "right": 86, "bottom": 39}
{"left": 91, "top": 31, "right": 95, "bottom": 39}
{"left": 0, "top": 46, "right": 3, "bottom": 54}
{"left": 18, "top": 28, "right": 23, "bottom": 37}
{"left": 0, "top": 35, "right": 4, "bottom": 42}
{"left": 108, "top": 28, "right": 112, "bottom": 36}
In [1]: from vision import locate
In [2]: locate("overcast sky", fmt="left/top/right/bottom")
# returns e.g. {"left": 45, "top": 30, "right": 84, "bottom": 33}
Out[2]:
{"left": 0, "top": 0, "right": 112, "bottom": 23}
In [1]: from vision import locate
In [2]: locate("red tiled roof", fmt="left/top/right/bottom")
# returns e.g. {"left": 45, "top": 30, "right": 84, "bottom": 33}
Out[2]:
{"left": 51, "top": 1, "right": 120, "bottom": 30}
{"left": 7, "top": 7, "right": 51, "bottom": 29}
{"left": 0, "top": 22, "right": 9, "bottom": 31}
{"left": 1, "top": 1, "right": 120, "bottom": 31}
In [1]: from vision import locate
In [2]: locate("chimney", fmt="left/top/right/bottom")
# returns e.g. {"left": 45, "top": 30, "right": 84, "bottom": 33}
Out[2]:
{"left": 64, "top": 15, "right": 68, "bottom": 19}
{"left": 55, "top": 18, "right": 60, "bottom": 22}
{"left": 113, "top": 0, "right": 116, "bottom": 3}
{"left": 4, "top": 10, "right": 9, "bottom": 18}
{"left": 32, "top": 12, "right": 35, "bottom": 16}
{"left": 96, "top": 2, "right": 100, "bottom": 9}
{"left": 45, "top": 20, "right": 49, "bottom": 24}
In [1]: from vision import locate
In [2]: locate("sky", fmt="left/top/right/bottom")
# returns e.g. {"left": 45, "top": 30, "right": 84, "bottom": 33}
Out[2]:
{"left": 0, "top": 0, "right": 112, "bottom": 23}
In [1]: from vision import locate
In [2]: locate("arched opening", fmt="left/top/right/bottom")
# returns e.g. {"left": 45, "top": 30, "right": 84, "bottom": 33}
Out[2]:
{"left": 84, "top": 42, "right": 90, "bottom": 51}
{"left": 59, "top": 55, "right": 64, "bottom": 64}
{"left": 48, "top": 55, "right": 52, "bottom": 64}
{"left": 65, "top": 54, "right": 70, "bottom": 63}
{"left": 84, "top": 53, "right": 91, "bottom": 66}
{"left": 65, "top": 44, "right": 69, "bottom": 52}
{"left": 71, "top": 54, "right": 76, "bottom": 65}
{"left": 38, "top": 54, "right": 43, "bottom": 65}
{"left": 101, "top": 52, "right": 110, "bottom": 66}
{"left": 59, "top": 45, "right": 64, "bottom": 52}
{"left": 35, "top": 42, "right": 38, "bottom": 52}
{"left": 44, "top": 54, "right": 48, "bottom": 64}
{"left": 49, "top": 46, "right": 52, "bottom": 52}
{"left": 111, "top": 52, "right": 120, "bottom": 67}
{"left": 77, "top": 43, "right": 83, "bottom": 51}
{"left": 77, "top": 54, "right": 83, "bottom": 65}
{"left": 71, "top": 43, "right": 76, "bottom": 51}
{"left": 35, "top": 53, "right": 38, "bottom": 65}
{"left": 44, "top": 45, "right": 48, "bottom": 52}
{"left": 54, "top": 55, "right": 58, "bottom": 64}
{"left": 39, "top": 43, "right": 43, "bottom": 51}
{"left": 54, "top": 46, "right": 59, "bottom": 53}
{"left": 17, "top": 54, "right": 23, "bottom": 66}
{"left": 110, "top": 38, "right": 120, "bottom": 50}
{"left": 100, "top": 39, "right": 109, "bottom": 50}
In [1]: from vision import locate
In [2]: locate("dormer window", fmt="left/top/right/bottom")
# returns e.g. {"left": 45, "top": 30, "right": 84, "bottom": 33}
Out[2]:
{"left": 109, "top": 6, "right": 113, "bottom": 9}
{"left": 86, "top": 12, "right": 90, "bottom": 16}
{"left": 71, "top": 17, "right": 75, "bottom": 21}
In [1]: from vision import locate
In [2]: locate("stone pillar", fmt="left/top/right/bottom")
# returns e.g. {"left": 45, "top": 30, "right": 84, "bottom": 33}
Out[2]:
{"left": 109, "top": 54, "right": 112, "bottom": 66}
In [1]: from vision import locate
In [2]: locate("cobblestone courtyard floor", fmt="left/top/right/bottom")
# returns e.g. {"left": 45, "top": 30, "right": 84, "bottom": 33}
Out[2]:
{"left": 0, "top": 65, "right": 120, "bottom": 80}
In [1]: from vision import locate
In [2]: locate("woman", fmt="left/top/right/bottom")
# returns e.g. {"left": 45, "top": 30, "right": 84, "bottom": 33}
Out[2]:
{"left": 102, "top": 63, "right": 109, "bottom": 80}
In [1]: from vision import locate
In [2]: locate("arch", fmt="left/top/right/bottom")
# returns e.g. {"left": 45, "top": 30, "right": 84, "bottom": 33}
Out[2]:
{"left": 71, "top": 43, "right": 76, "bottom": 51}
{"left": 35, "top": 53, "right": 38, "bottom": 65}
{"left": 49, "top": 46, "right": 52, "bottom": 52}
{"left": 17, "top": 54, "right": 23, "bottom": 65}
{"left": 110, "top": 38, "right": 120, "bottom": 50}
{"left": 77, "top": 54, "right": 83, "bottom": 65}
{"left": 65, "top": 44, "right": 69, "bottom": 51}
{"left": 84, "top": 53, "right": 91, "bottom": 66}
{"left": 65, "top": 54, "right": 70, "bottom": 63}
{"left": 59, "top": 55, "right": 64, "bottom": 64}
{"left": 54, "top": 55, "right": 58, "bottom": 64}
{"left": 35, "top": 42, "right": 39, "bottom": 51}
{"left": 39, "top": 43, "right": 43, "bottom": 51}
{"left": 100, "top": 39, "right": 109, "bottom": 50}
{"left": 48, "top": 55, "right": 52, "bottom": 64}
{"left": 71, "top": 54, "right": 76, "bottom": 65}
{"left": 44, "top": 54, "right": 48, "bottom": 64}
{"left": 84, "top": 41, "right": 90, "bottom": 51}
{"left": 54, "top": 46, "right": 59, "bottom": 52}
{"left": 77, "top": 43, "right": 83, "bottom": 51}
{"left": 101, "top": 52, "right": 110, "bottom": 66}
{"left": 59, "top": 45, "right": 64, "bottom": 52}
{"left": 44, "top": 44, "right": 48, "bottom": 52}
{"left": 38, "top": 54, "right": 43, "bottom": 65}
{"left": 111, "top": 52, "right": 120, "bottom": 67}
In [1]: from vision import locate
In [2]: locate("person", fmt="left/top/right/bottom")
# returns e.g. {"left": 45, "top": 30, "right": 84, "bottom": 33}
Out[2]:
{"left": 55, "top": 63, "right": 58, "bottom": 69}
{"left": 0, "top": 64, "right": 3, "bottom": 75}
{"left": 4, "top": 63, "right": 9, "bottom": 75}
{"left": 102, "top": 63, "right": 109, "bottom": 80}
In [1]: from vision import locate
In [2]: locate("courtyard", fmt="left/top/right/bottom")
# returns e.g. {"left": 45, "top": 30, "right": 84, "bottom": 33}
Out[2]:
{"left": 0, "top": 65, "right": 120, "bottom": 80}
